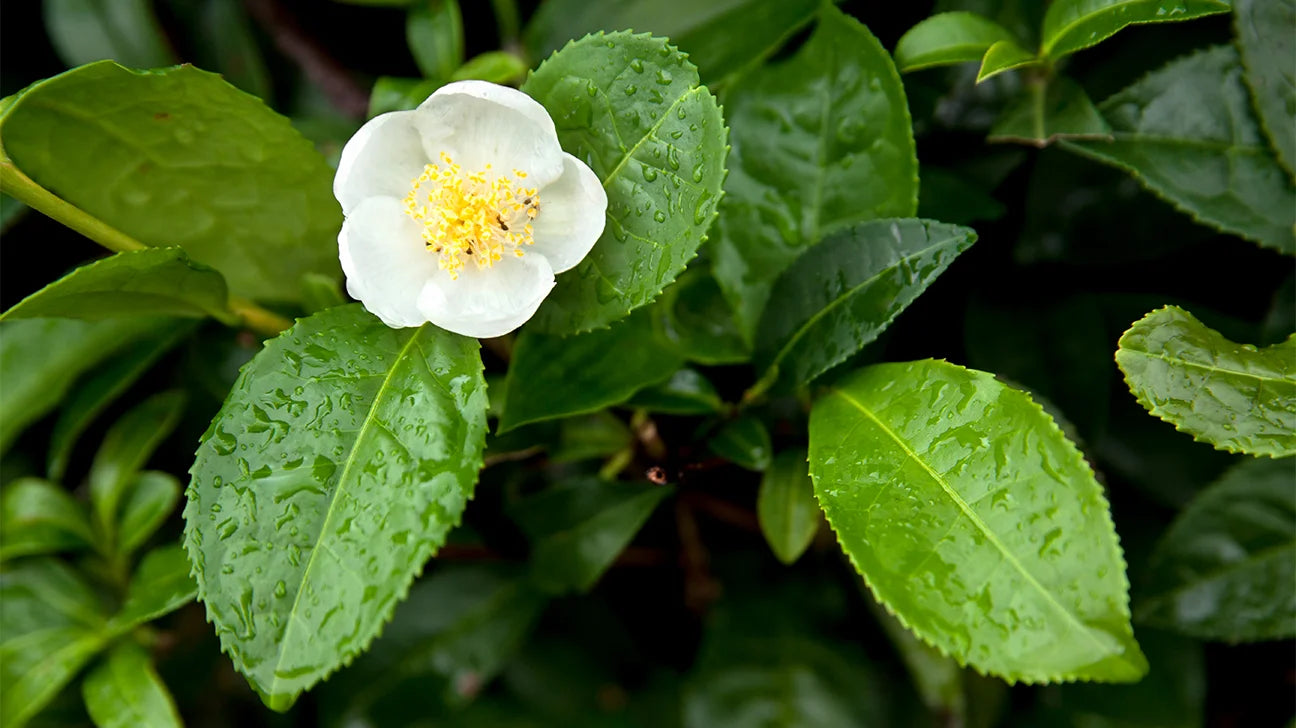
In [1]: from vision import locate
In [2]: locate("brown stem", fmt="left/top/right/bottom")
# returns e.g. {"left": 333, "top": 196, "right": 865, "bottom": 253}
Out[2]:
{"left": 675, "top": 499, "right": 720, "bottom": 614}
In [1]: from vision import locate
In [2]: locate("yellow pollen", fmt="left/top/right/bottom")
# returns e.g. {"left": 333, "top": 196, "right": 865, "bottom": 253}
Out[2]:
{"left": 402, "top": 153, "right": 540, "bottom": 279}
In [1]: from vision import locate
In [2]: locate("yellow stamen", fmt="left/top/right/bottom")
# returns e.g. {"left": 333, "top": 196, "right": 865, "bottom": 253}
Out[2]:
{"left": 402, "top": 154, "right": 540, "bottom": 279}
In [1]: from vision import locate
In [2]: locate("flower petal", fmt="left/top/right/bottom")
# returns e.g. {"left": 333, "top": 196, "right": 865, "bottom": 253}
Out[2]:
{"left": 415, "top": 80, "right": 565, "bottom": 186}
{"left": 334, "top": 111, "right": 437, "bottom": 216}
{"left": 531, "top": 152, "right": 608, "bottom": 273}
{"left": 339, "top": 196, "right": 438, "bottom": 328}
{"left": 417, "top": 253, "right": 555, "bottom": 338}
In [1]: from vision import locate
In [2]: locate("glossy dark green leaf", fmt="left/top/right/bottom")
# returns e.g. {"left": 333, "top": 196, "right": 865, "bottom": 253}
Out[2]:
{"left": 82, "top": 642, "right": 182, "bottom": 728}
{"left": 1137, "top": 457, "right": 1295, "bottom": 641}
{"left": 499, "top": 308, "right": 683, "bottom": 432}
{"left": 451, "top": 52, "right": 527, "bottom": 84}
{"left": 753, "top": 219, "right": 976, "bottom": 394}
{"left": 1116, "top": 306, "right": 1295, "bottom": 457}
{"left": 89, "top": 391, "right": 186, "bottom": 540}
{"left": 894, "top": 12, "right": 1017, "bottom": 73}
{"left": 626, "top": 368, "right": 726, "bottom": 415}
{"left": 1234, "top": 0, "right": 1296, "bottom": 176}
{"left": 1, "top": 248, "right": 234, "bottom": 323}
{"left": 43, "top": 0, "right": 175, "bottom": 69}
{"left": 988, "top": 77, "right": 1111, "bottom": 147}
{"left": 0, "top": 61, "right": 342, "bottom": 302}
{"left": 0, "top": 478, "right": 94, "bottom": 561}
{"left": 407, "top": 0, "right": 464, "bottom": 81}
{"left": 117, "top": 472, "right": 181, "bottom": 557}
{"left": 1064, "top": 46, "right": 1296, "bottom": 254}
{"left": 810, "top": 360, "right": 1147, "bottom": 683}
{"left": 550, "top": 412, "right": 633, "bottom": 464}
{"left": 649, "top": 267, "right": 749, "bottom": 365}
{"left": 512, "top": 478, "right": 673, "bottom": 593}
{"left": 0, "top": 559, "right": 108, "bottom": 728}
{"left": 368, "top": 76, "right": 441, "bottom": 117}
{"left": 975, "top": 39, "right": 1040, "bottom": 82}
{"left": 0, "top": 317, "right": 175, "bottom": 455}
{"left": 1040, "top": 0, "right": 1231, "bottom": 61}
{"left": 183, "top": 304, "right": 488, "bottom": 711}
{"left": 757, "top": 449, "right": 819, "bottom": 565}
{"left": 708, "top": 417, "right": 771, "bottom": 472}
{"left": 108, "top": 545, "right": 197, "bottom": 635}
{"left": 712, "top": 6, "right": 918, "bottom": 339}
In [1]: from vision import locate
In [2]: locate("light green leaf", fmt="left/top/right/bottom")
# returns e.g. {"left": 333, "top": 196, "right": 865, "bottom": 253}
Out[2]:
{"left": 1137, "top": 457, "right": 1295, "bottom": 641}
{"left": 89, "top": 391, "right": 186, "bottom": 540}
{"left": 809, "top": 360, "right": 1147, "bottom": 683}
{"left": 0, "top": 61, "right": 342, "bottom": 302}
{"left": 708, "top": 416, "right": 771, "bottom": 472}
{"left": 1040, "top": 0, "right": 1232, "bottom": 61}
{"left": 627, "top": 368, "right": 726, "bottom": 415}
{"left": 757, "top": 449, "right": 819, "bottom": 565}
{"left": 0, "top": 478, "right": 94, "bottom": 562}
{"left": 1116, "top": 305, "right": 1295, "bottom": 457}
{"left": 753, "top": 218, "right": 976, "bottom": 395}
{"left": 1063, "top": 46, "right": 1296, "bottom": 254}
{"left": 47, "top": 321, "right": 193, "bottom": 481}
{"left": 1, "top": 248, "right": 235, "bottom": 323}
{"left": 183, "top": 304, "right": 488, "bottom": 711}
{"left": 407, "top": 0, "right": 464, "bottom": 81}
{"left": 451, "top": 51, "right": 528, "bottom": 84}
{"left": 894, "top": 12, "right": 1017, "bottom": 73}
{"left": 521, "top": 31, "right": 726, "bottom": 335}
{"left": 712, "top": 5, "right": 918, "bottom": 340}
{"left": 499, "top": 308, "right": 684, "bottom": 432}
{"left": 550, "top": 412, "right": 633, "bottom": 464}
{"left": 43, "top": 0, "right": 175, "bottom": 69}
{"left": 117, "top": 472, "right": 181, "bottom": 557}
{"left": 649, "top": 267, "right": 749, "bottom": 365}
{"left": 298, "top": 272, "right": 347, "bottom": 315}
{"left": 988, "top": 77, "right": 1111, "bottom": 147}
{"left": 0, "top": 317, "right": 176, "bottom": 455}
{"left": 82, "top": 642, "right": 182, "bottom": 728}
{"left": 1234, "top": 0, "right": 1296, "bottom": 176}
{"left": 0, "top": 559, "right": 108, "bottom": 728}
{"left": 511, "top": 478, "right": 673, "bottom": 593}
{"left": 108, "top": 545, "right": 197, "bottom": 635}
{"left": 368, "top": 76, "right": 440, "bottom": 117}
{"left": 975, "top": 38, "right": 1041, "bottom": 82}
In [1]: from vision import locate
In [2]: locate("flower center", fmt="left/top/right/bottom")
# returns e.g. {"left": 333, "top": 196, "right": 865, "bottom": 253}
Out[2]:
{"left": 402, "top": 152, "right": 540, "bottom": 279}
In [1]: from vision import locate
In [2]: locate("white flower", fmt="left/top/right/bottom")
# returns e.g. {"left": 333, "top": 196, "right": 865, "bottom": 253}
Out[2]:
{"left": 333, "top": 80, "right": 607, "bottom": 338}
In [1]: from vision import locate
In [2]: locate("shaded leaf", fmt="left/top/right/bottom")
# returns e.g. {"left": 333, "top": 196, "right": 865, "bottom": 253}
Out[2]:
{"left": 1116, "top": 305, "right": 1295, "bottom": 457}
{"left": 649, "top": 267, "right": 749, "bottom": 366}
{"left": 988, "top": 77, "right": 1111, "bottom": 146}
{"left": 89, "top": 391, "right": 186, "bottom": 540}
{"left": 298, "top": 272, "right": 347, "bottom": 315}
{"left": 195, "top": 0, "right": 273, "bottom": 100}
{"left": 0, "top": 478, "right": 94, "bottom": 562}
{"left": 809, "top": 360, "right": 1146, "bottom": 683}
{"left": 82, "top": 642, "right": 182, "bottom": 728}
{"left": 407, "top": 0, "right": 464, "bottom": 81}
{"left": 1040, "top": 0, "right": 1231, "bottom": 61}
{"left": 43, "top": 0, "right": 175, "bottom": 69}
{"left": 757, "top": 449, "right": 819, "bottom": 565}
{"left": 108, "top": 544, "right": 197, "bottom": 635}
{"left": 368, "top": 76, "right": 441, "bottom": 117}
{"left": 1234, "top": 0, "right": 1296, "bottom": 176}
{"left": 866, "top": 595, "right": 966, "bottom": 719}
{"left": 917, "top": 167, "right": 1006, "bottom": 226}
{"left": 895, "top": 12, "right": 1017, "bottom": 73}
{"left": 183, "top": 305, "right": 488, "bottom": 710}
{"left": 117, "top": 472, "right": 181, "bottom": 557}
{"left": 550, "top": 412, "right": 632, "bottom": 464}
{"left": 708, "top": 417, "right": 771, "bottom": 472}
{"left": 627, "top": 369, "right": 726, "bottom": 415}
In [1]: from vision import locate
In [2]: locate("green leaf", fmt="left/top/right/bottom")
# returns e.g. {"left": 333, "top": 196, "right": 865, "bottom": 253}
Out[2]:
{"left": 1234, "top": 0, "right": 1296, "bottom": 176}
{"left": 499, "top": 308, "right": 683, "bottom": 432}
{"left": 0, "top": 193, "right": 27, "bottom": 233}
{"left": 0, "top": 317, "right": 176, "bottom": 455}
{"left": 0, "top": 61, "right": 342, "bottom": 302}
{"left": 194, "top": 0, "right": 273, "bottom": 100}
{"left": 918, "top": 167, "right": 1007, "bottom": 226}
{"left": 521, "top": 31, "right": 727, "bottom": 335}
{"left": 368, "top": 76, "right": 441, "bottom": 117}
{"left": 626, "top": 368, "right": 726, "bottom": 415}
{"left": 0, "top": 478, "right": 94, "bottom": 562}
{"left": 298, "top": 272, "right": 347, "bottom": 315}
{"left": 183, "top": 304, "right": 488, "bottom": 711}
{"left": 1063, "top": 46, "right": 1296, "bottom": 254}
{"left": 108, "top": 545, "right": 197, "bottom": 635}
{"left": 1040, "top": 0, "right": 1231, "bottom": 61}
{"left": 511, "top": 478, "right": 673, "bottom": 593}
{"left": 757, "top": 449, "right": 819, "bottom": 565}
{"left": 117, "top": 472, "right": 181, "bottom": 557}
{"left": 809, "top": 360, "right": 1147, "bottom": 683}
{"left": 47, "top": 321, "right": 193, "bottom": 481}
{"left": 975, "top": 39, "right": 1041, "bottom": 82}
{"left": 451, "top": 51, "right": 528, "bottom": 85}
{"left": 0, "top": 248, "right": 235, "bottom": 324}
{"left": 988, "top": 77, "right": 1111, "bottom": 147}
{"left": 649, "top": 266, "right": 749, "bottom": 365}
{"left": 82, "top": 642, "right": 182, "bottom": 728}
{"left": 407, "top": 0, "right": 464, "bottom": 81}
{"left": 753, "top": 218, "right": 976, "bottom": 395}
{"left": 0, "top": 559, "right": 108, "bottom": 728}
{"left": 1116, "top": 306, "right": 1295, "bottom": 457}
{"left": 42, "top": 0, "right": 175, "bottom": 69}
{"left": 89, "top": 391, "right": 186, "bottom": 540}
{"left": 712, "top": 6, "right": 918, "bottom": 339}
{"left": 894, "top": 12, "right": 1017, "bottom": 73}
{"left": 1137, "top": 457, "right": 1295, "bottom": 641}
{"left": 550, "top": 412, "right": 633, "bottom": 464}
{"left": 708, "top": 416, "right": 771, "bottom": 472}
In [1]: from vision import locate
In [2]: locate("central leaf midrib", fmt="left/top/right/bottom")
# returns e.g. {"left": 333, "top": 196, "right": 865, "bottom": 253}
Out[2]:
{"left": 268, "top": 325, "right": 427, "bottom": 697}
{"left": 833, "top": 388, "right": 1119, "bottom": 659}
{"left": 600, "top": 87, "right": 700, "bottom": 190}
{"left": 1120, "top": 346, "right": 1294, "bottom": 386}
